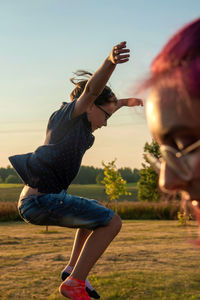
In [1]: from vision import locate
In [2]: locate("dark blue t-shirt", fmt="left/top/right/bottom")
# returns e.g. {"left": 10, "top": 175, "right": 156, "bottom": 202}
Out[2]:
{"left": 9, "top": 100, "right": 95, "bottom": 193}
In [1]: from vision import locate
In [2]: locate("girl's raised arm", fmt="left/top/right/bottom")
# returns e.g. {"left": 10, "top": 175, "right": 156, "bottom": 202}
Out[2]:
{"left": 71, "top": 41, "right": 130, "bottom": 118}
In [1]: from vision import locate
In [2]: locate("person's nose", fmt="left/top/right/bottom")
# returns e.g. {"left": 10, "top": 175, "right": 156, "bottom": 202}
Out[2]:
{"left": 159, "top": 161, "right": 188, "bottom": 193}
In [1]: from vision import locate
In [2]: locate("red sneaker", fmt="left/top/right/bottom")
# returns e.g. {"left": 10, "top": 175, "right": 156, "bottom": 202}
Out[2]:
{"left": 59, "top": 277, "right": 91, "bottom": 300}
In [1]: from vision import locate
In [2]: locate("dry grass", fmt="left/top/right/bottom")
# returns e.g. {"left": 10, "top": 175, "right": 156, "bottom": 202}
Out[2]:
{"left": 108, "top": 201, "right": 180, "bottom": 220}
{"left": 0, "top": 221, "right": 200, "bottom": 299}
{"left": 0, "top": 202, "right": 19, "bottom": 221}
{"left": 0, "top": 200, "right": 181, "bottom": 222}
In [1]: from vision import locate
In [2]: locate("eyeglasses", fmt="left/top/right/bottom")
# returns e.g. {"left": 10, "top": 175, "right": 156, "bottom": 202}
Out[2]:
{"left": 144, "top": 139, "right": 200, "bottom": 180}
{"left": 95, "top": 105, "right": 111, "bottom": 119}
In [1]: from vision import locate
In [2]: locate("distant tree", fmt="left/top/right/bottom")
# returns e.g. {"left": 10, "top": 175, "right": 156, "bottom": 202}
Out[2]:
{"left": 0, "top": 176, "right": 3, "bottom": 183}
{"left": 96, "top": 172, "right": 104, "bottom": 184}
{"left": 0, "top": 166, "right": 23, "bottom": 183}
{"left": 138, "top": 140, "right": 160, "bottom": 202}
{"left": 67, "top": 165, "right": 140, "bottom": 185}
{"left": 101, "top": 159, "right": 131, "bottom": 213}
{"left": 5, "top": 174, "right": 22, "bottom": 184}
{"left": 143, "top": 139, "right": 160, "bottom": 158}
{"left": 118, "top": 167, "right": 133, "bottom": 183}
{"left": 72, "top": 166, "right": 104, "bottom": 184}
{"left": 0, "top": 166, "right": 15, "bottom": 182}
{"left": 132, "top": 168, "right": 140, "bottom": 182}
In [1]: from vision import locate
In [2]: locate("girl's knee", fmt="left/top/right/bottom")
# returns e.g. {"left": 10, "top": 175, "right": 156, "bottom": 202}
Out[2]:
{"left": 109, "top": 213, "right": 122, "bottom": 235}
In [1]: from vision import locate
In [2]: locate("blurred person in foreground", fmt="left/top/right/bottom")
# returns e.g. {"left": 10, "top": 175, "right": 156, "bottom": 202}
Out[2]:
{"left": 145, "top": 18, "right": 200, "bottom": 245}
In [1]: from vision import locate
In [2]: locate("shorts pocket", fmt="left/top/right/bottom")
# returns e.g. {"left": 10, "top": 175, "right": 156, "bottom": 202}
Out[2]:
{"left": 19, "top": 197, "right": 49, "bottom": 225}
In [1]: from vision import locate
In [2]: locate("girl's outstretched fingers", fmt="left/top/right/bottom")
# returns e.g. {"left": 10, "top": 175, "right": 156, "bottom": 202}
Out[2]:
{"left": 109, "top": 41, "right": 130, "bottom": 65}
{"left": 127, "top": 98, "right": 143, "bottom": 107}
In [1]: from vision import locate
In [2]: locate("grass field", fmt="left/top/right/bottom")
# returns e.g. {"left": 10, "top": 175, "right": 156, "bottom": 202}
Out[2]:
{"left": 0, "top": 220, "right": 200, "bottom": 299}
{"left": 0, "top": 183, "right": 138, "bottom": 203}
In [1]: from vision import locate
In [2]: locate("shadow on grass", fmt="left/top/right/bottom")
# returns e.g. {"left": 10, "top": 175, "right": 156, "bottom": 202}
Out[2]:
{"left": 38, "top": 230, "right": 60, "bottom": 234}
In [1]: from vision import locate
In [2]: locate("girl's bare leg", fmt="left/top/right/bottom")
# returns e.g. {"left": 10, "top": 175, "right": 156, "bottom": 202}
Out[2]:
{"left": 71, "top": 214, "right": 122, "bottom": 280}
{"left": 68, "top": 228, "right": 92, "bottom": 267}
{"left": 63, "top": 228, "right": 100, "bottom": 299}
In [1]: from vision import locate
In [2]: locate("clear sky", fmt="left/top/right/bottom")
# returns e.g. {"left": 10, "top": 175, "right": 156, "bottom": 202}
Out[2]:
{"left": 0, "top": 0, "right": 199, "bottom": 169}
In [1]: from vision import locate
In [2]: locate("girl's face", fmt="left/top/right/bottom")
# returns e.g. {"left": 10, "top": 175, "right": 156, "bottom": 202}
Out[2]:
{"left": 87, "top": 99, "right": 117, "bottom": 132}
{"left": 146, "top": 87, "right": 200, "bottom": 202}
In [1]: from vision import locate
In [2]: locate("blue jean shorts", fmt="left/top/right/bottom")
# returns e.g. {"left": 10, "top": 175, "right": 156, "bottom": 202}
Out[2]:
{"left": 18, "top": 190, "right": 114, "bottom": 230}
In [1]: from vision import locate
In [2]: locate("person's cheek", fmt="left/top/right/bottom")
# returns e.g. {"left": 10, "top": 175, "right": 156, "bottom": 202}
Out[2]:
{"left": 159, "top": 161, "right": 187, "bottom": 192}
{"left": 187, "top": 153, "right": 200, "bottom": 179}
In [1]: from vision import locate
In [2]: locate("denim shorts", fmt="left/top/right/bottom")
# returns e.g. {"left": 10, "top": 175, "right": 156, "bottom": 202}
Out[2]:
{"left": 18, "top": 190, "right": 114, "bottom": 230}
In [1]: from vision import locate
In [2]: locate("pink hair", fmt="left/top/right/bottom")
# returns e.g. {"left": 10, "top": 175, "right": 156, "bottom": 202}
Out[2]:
{"left": 146, "top": 18, "right": 200, "bottom": 98}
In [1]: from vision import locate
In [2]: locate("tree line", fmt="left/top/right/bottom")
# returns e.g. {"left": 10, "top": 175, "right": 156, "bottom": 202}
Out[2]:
{"left": 1, "top": 140, "right": 176, "bottom": 204}
{"left": 0, "top": 165, "right": 140, "bottom": 184}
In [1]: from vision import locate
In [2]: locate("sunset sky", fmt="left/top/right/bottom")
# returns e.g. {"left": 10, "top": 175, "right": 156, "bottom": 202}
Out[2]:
{"left": 1, "top": 0, "right": 199, "bottom": 169}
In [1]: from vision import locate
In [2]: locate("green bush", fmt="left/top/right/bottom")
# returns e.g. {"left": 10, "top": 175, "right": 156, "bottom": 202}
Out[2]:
{"left": 138, "top": 167, "right": 159, "bottom": 202}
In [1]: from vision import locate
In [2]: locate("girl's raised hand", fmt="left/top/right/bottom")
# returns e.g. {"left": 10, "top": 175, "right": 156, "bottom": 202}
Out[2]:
{"left": 109, "top": 41, "right": 130, "bottom": 64}
{"left": 126, "top": 98, "right": 143, "bottom": 107}
{"left": 115, "top": 98, "right": 143, "bottom": 112}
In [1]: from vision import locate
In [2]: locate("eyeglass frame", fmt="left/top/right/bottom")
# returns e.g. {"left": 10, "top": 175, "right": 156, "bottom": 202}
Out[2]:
{"left": 95, "top": 104, "right": 111, "bottom": 119}
{"left": 144, "top": 139, "right": 200, "bottom": 179}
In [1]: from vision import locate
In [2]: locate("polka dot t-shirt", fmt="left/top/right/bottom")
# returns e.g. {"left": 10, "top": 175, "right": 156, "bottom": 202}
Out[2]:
{"left": 9, "top": 100, "right": 95, "bottom": 193}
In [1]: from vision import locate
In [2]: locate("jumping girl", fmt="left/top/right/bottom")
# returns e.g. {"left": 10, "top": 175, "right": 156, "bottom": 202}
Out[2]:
{"left": 9, "top": 41, "right": 143, "bottom": 300}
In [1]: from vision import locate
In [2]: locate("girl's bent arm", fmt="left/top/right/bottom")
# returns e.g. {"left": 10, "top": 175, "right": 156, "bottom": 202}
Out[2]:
{"left": 71, "top": 41, "right": 130, "bottom": 118}
{"left": 114, "top": 97, "right": 143, "bottom": 113}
